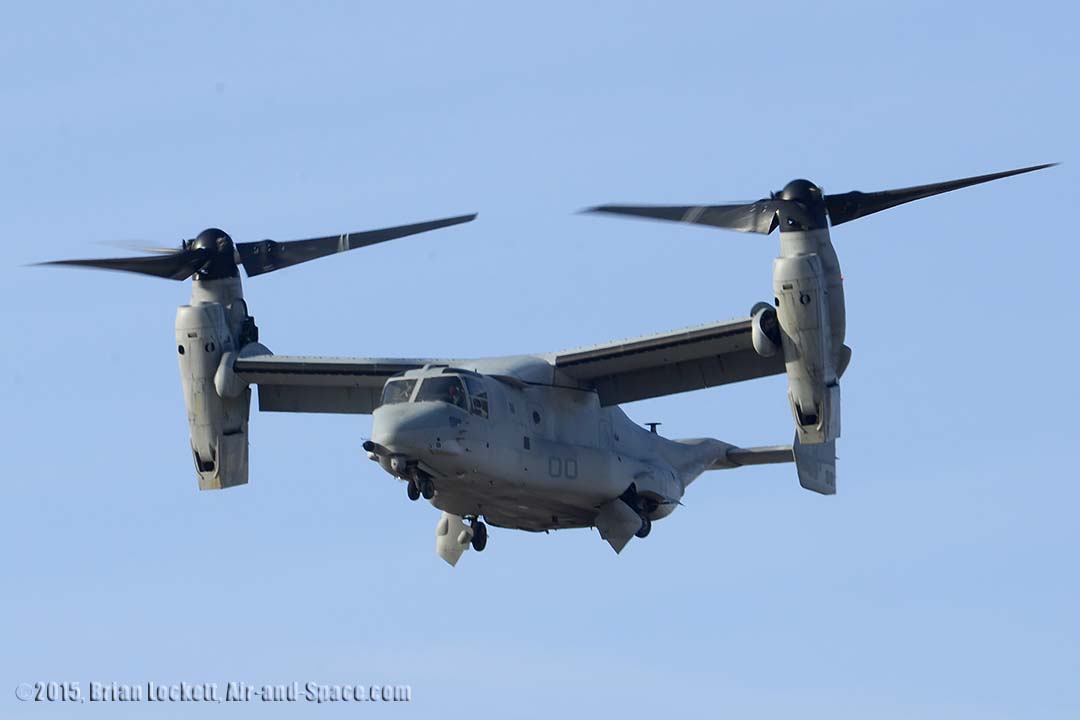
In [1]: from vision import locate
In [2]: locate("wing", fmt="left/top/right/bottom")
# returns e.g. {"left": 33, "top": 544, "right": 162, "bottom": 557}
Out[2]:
{"left": 233, "top": 355, "right": 445, "bottom": 414}
{"left": 550, "top": 317, "right": 785, "bottom": 405}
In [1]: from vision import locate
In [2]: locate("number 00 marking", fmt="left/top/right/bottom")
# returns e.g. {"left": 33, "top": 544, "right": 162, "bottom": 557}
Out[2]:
{"left": 548, "top": 457, "right": 579, "bottom": 479}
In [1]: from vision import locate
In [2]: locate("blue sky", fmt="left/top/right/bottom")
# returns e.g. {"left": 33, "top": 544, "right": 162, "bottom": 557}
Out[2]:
{"left": 2, "top": 2, "right": 1077, "bottom": 718}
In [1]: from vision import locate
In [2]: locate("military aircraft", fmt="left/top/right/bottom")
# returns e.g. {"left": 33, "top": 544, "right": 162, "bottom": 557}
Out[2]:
{"left": 40, "top": 163, "right": 1052, "bottom": 565}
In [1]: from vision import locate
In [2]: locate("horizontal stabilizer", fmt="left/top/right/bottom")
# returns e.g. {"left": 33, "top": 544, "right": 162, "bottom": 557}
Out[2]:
{"left": 704, "top": 438, "right": 834, "bottom": 494}
{"left": 724, "top": 445, "right": 793, "bottom": 466}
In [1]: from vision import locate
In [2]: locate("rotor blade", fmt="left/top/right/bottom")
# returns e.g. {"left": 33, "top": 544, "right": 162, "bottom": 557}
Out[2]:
{"left": 824, "top": 163, "right": 1056, "bottom": 226}
{"left": 36, "top": 248, "right": 211, "bottom": 280}
{"left": 94, "top": 240, "right": 183, "bottom": 255}
{"left": 584, "top": 201, "right": 781, "bottom": 234}
{"left": 236, "top": 213, "right": 477, "bottom": 277}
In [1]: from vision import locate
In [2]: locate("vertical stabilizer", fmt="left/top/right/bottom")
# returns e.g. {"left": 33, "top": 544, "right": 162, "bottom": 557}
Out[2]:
{"left": 793, "top": 434, "right": 836, "bottom": 495}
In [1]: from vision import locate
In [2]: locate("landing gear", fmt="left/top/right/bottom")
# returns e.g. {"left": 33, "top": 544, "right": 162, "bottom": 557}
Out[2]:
{"left": 620, "top": 484, "right": 656, "bottom": 540}
{"left": 407, "top": 471, "right": 435, "bottom": 501}
{"left": 469, "top": 517, "right": 488, "bottom": 552}
{"left": 406, "top": 470, "right": 435, "bottom": 500}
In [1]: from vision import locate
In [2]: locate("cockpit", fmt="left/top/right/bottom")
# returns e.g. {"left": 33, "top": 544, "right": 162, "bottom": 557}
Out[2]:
{"left": 380, "top": 371, "right": 490, "bottom": 418}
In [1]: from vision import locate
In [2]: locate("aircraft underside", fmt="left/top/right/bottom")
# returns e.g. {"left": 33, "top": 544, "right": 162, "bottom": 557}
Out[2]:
{"left": 427, "top": 474, "right": 598, "bottom": 533}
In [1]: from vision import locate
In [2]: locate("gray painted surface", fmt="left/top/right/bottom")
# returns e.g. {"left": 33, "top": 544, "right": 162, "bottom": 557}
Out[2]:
{"left": 169, "top": 269, "right": 829, "bottom": 564}
{"left": 42, "top": 165, "right": 1055, "bottom": 564}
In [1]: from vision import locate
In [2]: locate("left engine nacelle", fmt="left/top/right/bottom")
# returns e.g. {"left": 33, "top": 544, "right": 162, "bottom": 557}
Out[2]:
{"left": 176, "top": 303, "right": 251, "bottom": 490}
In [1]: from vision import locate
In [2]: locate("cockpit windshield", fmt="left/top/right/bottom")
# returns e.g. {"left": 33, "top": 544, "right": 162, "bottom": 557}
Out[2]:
{"left": 380, "top": 378, "right": 416, "bottom": 406}
{"left": 415, "top": 376, "right": 469, "bottom": 411}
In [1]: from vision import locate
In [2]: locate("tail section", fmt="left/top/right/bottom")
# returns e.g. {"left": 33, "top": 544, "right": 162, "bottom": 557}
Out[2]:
{"left": 792, "top": 435, "right": 836, "bottom": 495}
{"left": 697, "top": 434, "right": 836, "bottom": 495}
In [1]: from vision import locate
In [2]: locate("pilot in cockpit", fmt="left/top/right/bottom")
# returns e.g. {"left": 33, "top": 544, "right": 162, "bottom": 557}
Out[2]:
{"left": 447, "top": 382, "right": 467, "bottom": 411}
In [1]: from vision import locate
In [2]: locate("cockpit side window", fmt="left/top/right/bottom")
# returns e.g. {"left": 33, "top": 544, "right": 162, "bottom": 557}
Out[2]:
{"left": 463, "top": 376, "right": 489, "bottom": 418}
{"left": 380, "top": 378, "right": 417, "bottom": 406}
{"left": 415, "top": 376, "right": 468, "bottom": 411}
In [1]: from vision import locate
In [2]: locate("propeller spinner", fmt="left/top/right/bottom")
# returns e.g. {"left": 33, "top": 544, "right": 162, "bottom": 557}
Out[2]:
{"left": 38, "top": 214, "right": 477, "bottom": 281}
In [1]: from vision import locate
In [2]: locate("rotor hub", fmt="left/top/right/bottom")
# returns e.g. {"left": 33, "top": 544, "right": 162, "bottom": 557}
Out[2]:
{"left": 189, "top": 228, "right": 234, "bottom": 255}
{"left": 188, "top": 228, "right": 239, "bottom": 279}
{"left": 775, "top": 179, "right": 828, "bottom": 232}
{"left": 778, "top": 179, "right": 823, "bottom": 204}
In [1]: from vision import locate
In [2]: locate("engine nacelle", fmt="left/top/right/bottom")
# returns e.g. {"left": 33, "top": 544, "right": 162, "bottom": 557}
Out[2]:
{"left": 773, "top": 253, "right": 840, "bottom": 445}
{"left": 750, "top": 302, "right": 780, "bottom": 358}
{"left": 176, "top": 302, "right": 251, "bottom": 490}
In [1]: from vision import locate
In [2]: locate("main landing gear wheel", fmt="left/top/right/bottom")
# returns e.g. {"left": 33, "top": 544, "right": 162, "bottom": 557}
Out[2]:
{"left": 406, "top": 479, "right": 420, "bottom": 501}
{"left": 470, "top": 520, "right": 488, "bottom": 552}
{"left": 635, "top": 515, "right": 652, "bottom": 539}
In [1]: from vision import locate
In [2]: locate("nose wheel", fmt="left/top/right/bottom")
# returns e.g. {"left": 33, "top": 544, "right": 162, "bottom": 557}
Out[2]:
{"left": 406, "top": 472, "right": 435, "bottom": 501}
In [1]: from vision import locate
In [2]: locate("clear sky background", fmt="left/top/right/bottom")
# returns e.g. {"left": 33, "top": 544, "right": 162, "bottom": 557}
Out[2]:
{"left": 2, "top": 2, "right": 1077, "bottom": 718}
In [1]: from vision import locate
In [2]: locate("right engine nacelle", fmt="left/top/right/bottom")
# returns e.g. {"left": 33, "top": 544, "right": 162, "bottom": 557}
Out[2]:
{"left": 176, "top": 302, "right": 251, "bottom": 490}
{"left": 773, "top": 253, "right": 841, "bottom": 445}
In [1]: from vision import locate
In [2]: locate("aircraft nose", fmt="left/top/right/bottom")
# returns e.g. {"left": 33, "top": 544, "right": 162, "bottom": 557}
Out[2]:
{"left": 371, "top": 403, "right": 457, "bottom": 456}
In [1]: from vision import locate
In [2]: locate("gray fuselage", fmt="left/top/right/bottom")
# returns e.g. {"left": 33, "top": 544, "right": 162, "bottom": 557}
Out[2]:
{"left": 367, "top": 362, "right": 725, "bottom": 532}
